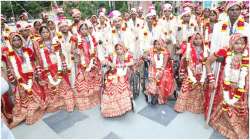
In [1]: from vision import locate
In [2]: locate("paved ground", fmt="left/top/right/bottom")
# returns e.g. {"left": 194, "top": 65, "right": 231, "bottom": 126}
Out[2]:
{"left": 10, "top": 93, "right": 226, "bottom": 139}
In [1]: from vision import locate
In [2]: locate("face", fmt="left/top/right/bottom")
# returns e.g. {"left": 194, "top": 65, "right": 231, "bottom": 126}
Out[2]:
{"left": 99, "top": 16, "right": 105, "bottom": 23}
{"left": 227, "top": 5, "right": 241, "bottom": 21}
{"left": 154, "top": 40, "right": 161, "bottom": 49}
{"left": 88, "top": 26, "right": 93, "bottom": 34}
{"left": 48, "top": 21, "right": 55, "bottom": 30}
{"left": 19, "top": 28, "right": 30, "bottom": 38}
{"left": 233, "top": 37, "right": 246, "bottom": 53}
{"left": 203, "top": 9, "right": 210, "bottom": 18}
{"left": 23, "top": 15, "right": 28, "bottom": 20}
{"left": 131, "top": 13, "right": 137, "bottom": 19}
{"left": 12, "top": 36, "right": 22, "bottom": 49}
{"left": 79, "top": 24, "right": 88, "bottom": 36}
{"left": 42, "top": 15, "right": 48, "bottom": 21}
{"left": 59, "top": 25, "right": 69, "bottom": 33}
{"left": 34, "top": 22, "right": 41, "bottom": 31}
{"left": 124, "top": 12, "right": 130, "bottom": 20}
{"left": 182, "top": 14, "right": 191, "bottom": 23}
{"left": 115, "top": 44, "right": 124, "bottom": 55}
{"left": 138, "top": 11, "right": 143, "bottom": 17}
{"left": 164, "top": 9, "right": 172, "bottom": 17}
{"left": 57, "top": 13, "right": 64, "bottom": 17}
{"left": 113, "top": 18, "right": 122, "bottom": 28}
{"left": 209, "top": 11, "right": 217, "bottom": 22}
{"left": 40, "top": 28, "right": 50, "bottom": 40}
{"left": 193, "top": 34, "right": 203, "bottom": 46}
{"left": 73, "top": 15, "right": 81, "bottom": 23}
{"left": 147, "top": 16, "right": 153, "bottom": 25}
{"left": 196, "top": 7, "right": 203, "bottom": 15}
{"left": 91, "top": 16, "right": 97, "bottom": 23}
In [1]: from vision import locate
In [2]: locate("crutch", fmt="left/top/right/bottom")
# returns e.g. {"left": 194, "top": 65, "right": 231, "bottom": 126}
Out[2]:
{"left": 205, "top": 62, "right": 221, "bottom": 128}
{"left": 99, "top": 64, "right": 109, "bottom": 110}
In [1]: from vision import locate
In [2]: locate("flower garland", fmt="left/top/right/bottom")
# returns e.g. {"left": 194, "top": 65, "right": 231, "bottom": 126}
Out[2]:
{"left": 186, "top": 43, "right": 207, "bottom": 84}
{"left": 56, "top": 32, "right": 74, "bottom": 73}
{"left": 154, "top": 52, "right": 164, "bottom": 69}
{"left": 222, "top": 49, "right": 248, "bottom": 108}
{"left": 78, "top": 35, "right": 96, "bottom": 71}
{"left": 112, "top": 52, "right": 129, "bottom": 77}
{"left": 39, "top": 44, "right": 63, "bottom": 86}
{"left": 221, "top": 18, "right": 245, "bottom": 32}
{"left": 8, "top": 47, "right": 33, "bottom": 93}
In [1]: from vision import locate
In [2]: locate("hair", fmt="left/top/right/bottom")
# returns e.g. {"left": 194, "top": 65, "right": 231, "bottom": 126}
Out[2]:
{"left": 114, "top": 42, "right": 125, "bottom": 51}
{"left": 210, "top": 10, "right": 218, "bottom": 17}
{"left": 153, "top": 40, "right": 160, "bottom": 46}
{"left": 79, "top": 23, "right": 88, "bottom": 32}
{"left": 10, "top": 33, "right": 24, "bottom": 47}
{"left": 47, "top": 20, "right": 55, "bottom": 26}
{"left": 33, "top": 20, "right": 41, "bottom": 26}
{"left": 39, "top": 26, "right": 50, "bottom": 34}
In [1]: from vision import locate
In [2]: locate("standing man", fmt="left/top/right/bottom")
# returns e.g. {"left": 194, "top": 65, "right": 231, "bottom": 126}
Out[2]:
{"left": 56, "top": 19, "right": 78, "bottom": 87}
{"left": 211, "top": 1, "right": 250, "bottom": 53}
{"left": 70, "top": 8, "right": 82, "bottom": 35}
{"left": 159, "top": 3, "right": 178, "bottom": 58}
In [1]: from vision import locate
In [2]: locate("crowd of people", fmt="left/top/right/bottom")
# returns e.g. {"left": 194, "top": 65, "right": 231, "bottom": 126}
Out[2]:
{"left": 1, "top": 1, "right": 249, "bottom": 139}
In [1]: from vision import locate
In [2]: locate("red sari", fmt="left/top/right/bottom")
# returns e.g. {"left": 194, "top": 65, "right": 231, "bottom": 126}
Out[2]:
{"left": 75, "top": 35, "right": 101, "bottom": 111}
{"left": 4, "top": 47, "right": 45, "bottom": 128}
{"left": 174, "top": 36, "right": 207, "bottom": 113}
{"left": 101, "top": 52, "right": 133, "bottom": 117}
{"left": 208, "top": 48, "right": 249, "bottom": 139}
{"left": 146, "top": 47, "right": 175, "bottom": 104}
{"left": 35, "top": 39, "right": 75, "bottom": 112}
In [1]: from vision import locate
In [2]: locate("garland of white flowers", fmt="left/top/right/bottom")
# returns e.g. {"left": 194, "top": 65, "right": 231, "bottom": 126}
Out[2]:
{"left": 204, "top": 26, "right": 209, "bottom": 43}
{"left": 154, "top": 53, "right": 164, "bottom": 69}
{"left": 186, "top": 43, "right": 207, "bottom": 83}
{"left": 39, "top": 44, "right": 62, "bottom": 86}
{"left": 223, "top": 49, "right": 248, "bottom": 106}
{"left": 79, "top": 35, "right": 96, "bottom": 72}
{"left": 88, "top": 35, "right": 95, "bottom": 55}
{"left": 60, "top": 33, "right": 72, "bottom": 71}
{"left": 9, "top": 48, "right": 33, "bottom": 91}
{"left": 113, "top": 52, "right": 128, "bottom": 77}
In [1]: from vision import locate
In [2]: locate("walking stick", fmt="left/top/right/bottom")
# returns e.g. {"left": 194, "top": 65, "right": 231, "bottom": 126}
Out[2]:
{"left": 205, "top": 62, "right": 221, "bottom": 128}
{"left": 100, "top": 65, "right": 109, "bottom": 110}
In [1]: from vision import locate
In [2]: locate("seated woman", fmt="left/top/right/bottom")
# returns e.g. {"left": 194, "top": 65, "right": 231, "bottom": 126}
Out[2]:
{"left": 101, "top": 42, "right": 134, "bottom": 117}
{"left": 146, "top": 40, "right": 175, "bottom": 105}
{"left": 174, "top": 32, "right": 209, "bottom": 113}
{"left": 205, "top": 33, "right": 249, "bottom": 139}
{"left": 3, "top": 33, "right": 45, "bottom": 128}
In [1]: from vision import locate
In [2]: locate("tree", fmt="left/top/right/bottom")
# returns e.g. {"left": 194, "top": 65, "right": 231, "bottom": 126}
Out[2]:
{"left": 1, "top": 1, "right": 51, "bottom": 20}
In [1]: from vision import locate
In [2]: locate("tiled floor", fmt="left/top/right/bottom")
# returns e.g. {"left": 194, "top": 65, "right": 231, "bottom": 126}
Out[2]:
{"left": 10, "top": 93, "right": 226, "bottom": 139}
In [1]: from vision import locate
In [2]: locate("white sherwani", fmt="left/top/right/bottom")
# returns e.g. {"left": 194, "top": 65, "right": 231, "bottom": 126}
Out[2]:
{"left": 127, "top": 18, "right": 145, "bottom": 59}
{"left": 138, "top": 23, "right": 164, "bottom": 55}
{"left": 210, "top": 16, "right": 250, "bottom": 54}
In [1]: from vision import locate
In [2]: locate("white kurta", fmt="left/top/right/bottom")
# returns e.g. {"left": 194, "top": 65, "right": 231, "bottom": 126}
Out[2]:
{"left": 159, "top": 15, "right": 178, "bottom": 45}
{"left": 210, "top": 16, "right": 250, "bottom": 54}
{"left": 127, "top": 18, "right": 145, "bottom": 59}
{"left": 138, "top": 23, "right": 164, "bottom": 55}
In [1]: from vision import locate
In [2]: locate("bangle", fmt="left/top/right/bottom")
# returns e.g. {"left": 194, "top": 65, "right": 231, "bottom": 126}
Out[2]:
{"left": 209, "top": 79, "right": 215, "bottom": 83}
{"left": 207, "top": 73, "right": 214, "bottom": 76}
